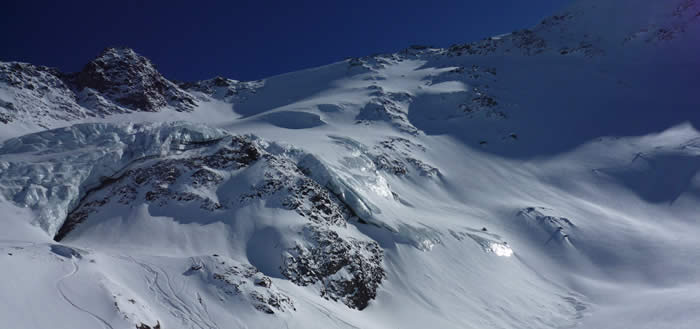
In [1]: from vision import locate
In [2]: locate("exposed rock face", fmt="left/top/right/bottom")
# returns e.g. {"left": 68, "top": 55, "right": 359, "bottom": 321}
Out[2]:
{"left": 282, "top": 228, "right": 384, "bottom": 310}
{"left": 625, "top": 0, "right": 700, "bottom": 43}
{"left": 446, "top": 12, "right": 597, "bottom": 57}
{"left": 206, "top": 256, "right": 295, "bottom": 314}
{"left": 0, "top": 47, "right": 251, "bottom": 134}
{"left": 135, "top": 322, "right": 160, "bottom": 329}
{"left": 238, "top": 152, "right": 386, "bottom": 310}
{"left": 53, "top": 129, "right": 385, "bottom": 310}
{"left": 372, "top": 137, "right": 440, "bottom": 177}
{"left": 178, "top": 76, "right": 262, "bottom": 102}
{"left": 70, "top": 47, "right": 197, "bottom": 112}
{"left": 0, "top": 48, "right": 232, "bottom": 130}
{"left": 0, "top": 62, "right": 86, "bottom": 123}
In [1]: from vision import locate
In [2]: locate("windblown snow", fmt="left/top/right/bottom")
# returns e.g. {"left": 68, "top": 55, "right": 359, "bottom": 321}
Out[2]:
{"left": 1, "top": 0, "right": 699, "bottom": 328}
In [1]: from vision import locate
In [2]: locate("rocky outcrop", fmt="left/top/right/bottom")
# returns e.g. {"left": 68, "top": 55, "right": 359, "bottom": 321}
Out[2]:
{"left": 69, "top": 47, "right": 197, "bottom": 112}
{"left": 178, "top": 76, "right": 262, "bottom": 102}
{"left": 0, "top": 48, "right": 242, "bottom": 130}
{"left": 625, "top": 0, "right": 700, "bottom": 43}
{"left": 0, "top": 62, "right": 87, "bottom": 123}
{"left": 206, "top": 256, "right": 295, "bottom": 314}
{"left": 238, "top": 150, "right": 386, "bottom": 309}
{"left": 372, "top": 137, "right": 440, "bottom": 177}
{"left": 51, "top": 128, "right": 385, "bottom": 310}
{"left": 135, "top": 322, "right": 160, "bottom": 329}
{"left": 282, "top": 228, "right": 384, "bottom": 310}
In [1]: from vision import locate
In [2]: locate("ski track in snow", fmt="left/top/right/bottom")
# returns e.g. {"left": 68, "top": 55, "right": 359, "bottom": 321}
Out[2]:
{"left": 56, "top": 257, "right": 114, "bottom": 329}
{"left": 2, "top": 0, "right": 700, "bottom": 327}
{"left": 300, "top": 298, "right": 362, "bottom": 329}
{"left": 121, "top": 255, "right": 219, "bottom": 329}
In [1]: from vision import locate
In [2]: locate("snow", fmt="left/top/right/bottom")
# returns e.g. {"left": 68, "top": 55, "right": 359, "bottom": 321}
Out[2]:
{"left": 1, "top": 0, "right": 700, "bottom": 328}
{"left": 255, "top": 110, "right": 326, "bottom": 129}
{"left": 0, "top": 122, "right": 227, "bottom": 237}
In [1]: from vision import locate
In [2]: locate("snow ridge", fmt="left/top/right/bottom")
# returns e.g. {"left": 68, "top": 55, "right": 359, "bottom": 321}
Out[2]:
{"left": 1, "top": 1, "right": 699, "bottom": 328}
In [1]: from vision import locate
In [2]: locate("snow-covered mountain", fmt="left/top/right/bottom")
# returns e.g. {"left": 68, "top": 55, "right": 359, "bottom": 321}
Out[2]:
{"left": 1, "top": 0, "right": 699, "bottom": 328}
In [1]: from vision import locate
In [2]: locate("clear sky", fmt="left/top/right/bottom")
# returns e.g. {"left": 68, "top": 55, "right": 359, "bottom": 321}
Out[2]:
{"left": 0, "top": 0, "right": 570, "bottom": 82}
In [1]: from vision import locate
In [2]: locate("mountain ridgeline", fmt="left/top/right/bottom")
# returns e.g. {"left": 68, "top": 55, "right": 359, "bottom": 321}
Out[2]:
{"left": 1, "top": 1, "right": 699, "bottom": 328}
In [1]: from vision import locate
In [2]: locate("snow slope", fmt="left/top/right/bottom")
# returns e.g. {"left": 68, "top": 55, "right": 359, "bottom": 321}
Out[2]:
{"left": 1, "top": 0, "right": 700, "bottom": 328}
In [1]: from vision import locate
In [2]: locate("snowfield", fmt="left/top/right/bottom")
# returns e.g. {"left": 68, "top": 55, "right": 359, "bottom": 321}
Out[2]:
{"left": 1, "top": 0, "right": 700, "bottom": 328}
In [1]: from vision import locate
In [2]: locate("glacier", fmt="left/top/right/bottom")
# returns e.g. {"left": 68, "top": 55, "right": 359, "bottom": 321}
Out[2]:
{"left": 1, "top": 0, "right": 700, "bottom": 328}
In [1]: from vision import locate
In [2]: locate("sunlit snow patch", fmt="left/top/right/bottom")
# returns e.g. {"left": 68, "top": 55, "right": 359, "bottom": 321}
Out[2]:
{"left": 489, "top": 242, "right": 513, "bottom": 257}
{"left": 328, "top": 135, "right": 394, "bottom": 199}
{"left": 419, "top": 239, "right": 436, "bottom": 251}
{"left": 454, "top": 231, "right": 514, "bottom": 257}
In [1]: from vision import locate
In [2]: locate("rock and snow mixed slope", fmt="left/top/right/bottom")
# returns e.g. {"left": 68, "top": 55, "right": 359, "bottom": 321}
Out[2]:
{"left": 1, "top": 0, "right": 700, "bottom": 328}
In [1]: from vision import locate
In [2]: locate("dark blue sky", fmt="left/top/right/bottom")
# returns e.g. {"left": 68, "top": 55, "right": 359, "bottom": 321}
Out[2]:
{"left": 1, "top": 0, "right": 569, "bottom": 82}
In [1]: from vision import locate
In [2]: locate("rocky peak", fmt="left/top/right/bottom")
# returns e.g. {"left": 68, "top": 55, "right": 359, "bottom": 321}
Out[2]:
{"left": 94, "top": 47, "right": 145, "bottom": 63}
{"left": 72, "top": 47, "right": 196, "bottom": 112}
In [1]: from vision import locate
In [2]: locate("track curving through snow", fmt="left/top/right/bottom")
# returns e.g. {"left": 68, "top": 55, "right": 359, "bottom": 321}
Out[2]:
{"left": 56, "top": 257, "right": 114, "bottom": 329}
{"left": 120, "top": 255, "right": 219, "bottom": 329}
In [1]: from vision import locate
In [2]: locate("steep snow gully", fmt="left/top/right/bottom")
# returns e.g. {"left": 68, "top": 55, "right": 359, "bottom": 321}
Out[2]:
{"left": 2, "top": 0, "right": 700, "bottom": 328}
